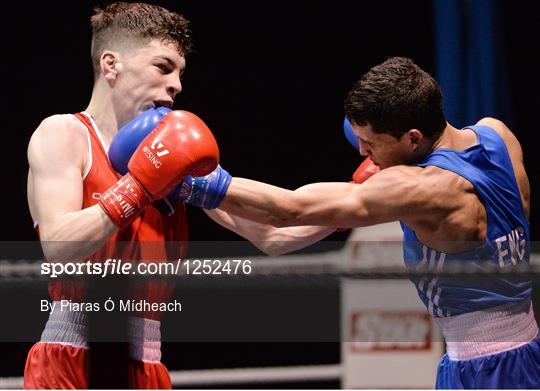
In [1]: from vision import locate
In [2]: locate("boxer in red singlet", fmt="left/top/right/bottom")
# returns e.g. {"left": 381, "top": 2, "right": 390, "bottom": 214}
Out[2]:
{"left": 24, "top": 3, "right": 201, "bottom": 388}
{"left": 27, "top": 109, "right": 190, "bottom": 388}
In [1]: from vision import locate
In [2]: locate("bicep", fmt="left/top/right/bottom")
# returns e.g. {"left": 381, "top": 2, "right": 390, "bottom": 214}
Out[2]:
{"left": 223, "top": 173, "right": 426, "bottom": 229}
{"left": 292, "top": 169, "right": 425, "bottom": 227}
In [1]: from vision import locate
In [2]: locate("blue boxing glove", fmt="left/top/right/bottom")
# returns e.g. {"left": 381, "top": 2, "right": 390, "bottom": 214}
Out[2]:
{"left": 109, "top": 107, "right": 171, "bottom": 174}
{"left": 343, "top": 116, "right": 360, "bottom": 151}
{"left": 171, "top": 165, "right": 232, "bottom": 209}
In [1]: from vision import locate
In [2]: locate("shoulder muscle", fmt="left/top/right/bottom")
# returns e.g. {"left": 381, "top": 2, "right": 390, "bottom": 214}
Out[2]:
{"left": 28, "top": 114, "right": 87, "bottom": 174}
{"left": 476, "top": 117, "right": 530, "bottom": 218}
{"left": 27, "top": 114, "right": 89, "bottom": 232}
{"left": 476, "top": 117, "right": 523, "bottom": 162}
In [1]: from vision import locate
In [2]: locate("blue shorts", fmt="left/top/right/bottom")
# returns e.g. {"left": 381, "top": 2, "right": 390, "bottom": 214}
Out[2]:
{"left": 436, "top": 334, "right": 540, "bottom": 389}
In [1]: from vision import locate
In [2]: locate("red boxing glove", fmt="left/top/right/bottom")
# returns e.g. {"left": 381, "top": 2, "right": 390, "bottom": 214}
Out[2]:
{"left": 337, "top": 157, "right": 381, "bottom": 232}
{"left": 100, "top": 111, "right": 220, "bottom": 228}
{"left": 352, "top": 157, "right": 380, "bottom": 184}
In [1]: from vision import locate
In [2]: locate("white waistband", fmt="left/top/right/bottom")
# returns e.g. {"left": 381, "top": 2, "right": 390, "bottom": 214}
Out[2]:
{"left": 40, "top": 302, "right": 89, "bottom": 349}
{"left": 128, "top": 316, "right": 162, "bottom": 363}
{"left": 435, "top": 300, "right": 539, "bottom": 360}
{"left": 40, "top": 302, "right": 162, "bottom": 362}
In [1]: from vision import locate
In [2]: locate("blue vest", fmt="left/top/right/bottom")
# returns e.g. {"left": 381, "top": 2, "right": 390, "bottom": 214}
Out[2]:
{"left": 401, "top": 125, "right": 530, "bottom": 317}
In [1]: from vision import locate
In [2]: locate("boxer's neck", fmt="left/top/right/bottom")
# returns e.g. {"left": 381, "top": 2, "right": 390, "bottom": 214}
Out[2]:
{"left": 433, "top": 123, "right": 478, "bottom": 152}
{"left": 85, "top": 78, "right": 124, "bottom": 144}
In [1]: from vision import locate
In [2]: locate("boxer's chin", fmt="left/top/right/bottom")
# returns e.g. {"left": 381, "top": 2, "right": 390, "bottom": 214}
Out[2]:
{"left": 142, "top": 103, "right": 156, "bottom": 112}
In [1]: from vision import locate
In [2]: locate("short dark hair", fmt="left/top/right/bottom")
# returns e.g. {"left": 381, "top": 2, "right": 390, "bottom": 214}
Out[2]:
{"left": 90, "top": 2, "right": 192, "bottom": 76}
{"left": 344, "top": 57, "right": 446, "bottom": 139}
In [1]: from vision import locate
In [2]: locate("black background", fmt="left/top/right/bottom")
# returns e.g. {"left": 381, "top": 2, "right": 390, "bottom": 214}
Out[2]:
{"left": 1, "top": 0, "right": 538, "bottom": 386}
{"left": 6, "top": 0, "right": 537, "bottom": 242}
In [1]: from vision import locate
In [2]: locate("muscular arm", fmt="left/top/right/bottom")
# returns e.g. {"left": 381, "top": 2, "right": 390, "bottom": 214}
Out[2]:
{"left": 220, "top": 166, "right": 428, "bottom": 228}
{"left": 204, "top": 209, "right": 336, "bottom": 256}
{"left": 27, "top": 115, "right": 117, "bottom": 261}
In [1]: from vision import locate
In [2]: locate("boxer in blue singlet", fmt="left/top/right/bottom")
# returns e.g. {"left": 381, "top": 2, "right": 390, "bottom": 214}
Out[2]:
{"left": 186, "top": 57, "right": 539, "bottom": 388}
{"left": 401, "top": 122, "right": 538, "bottom": 388}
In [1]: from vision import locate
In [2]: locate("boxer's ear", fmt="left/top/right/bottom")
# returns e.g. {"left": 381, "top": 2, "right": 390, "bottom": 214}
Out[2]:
{"left": 406, "top": 129, "right": 424, "bottom": 151}
{"left": 100, "top": 50, "right": 121, "bottom": 84}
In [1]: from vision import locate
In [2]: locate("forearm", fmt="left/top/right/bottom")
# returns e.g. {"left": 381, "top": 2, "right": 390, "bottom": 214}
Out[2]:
{"left": 221, "top": 178, "right": 358, "bottom": 227}
{"left": 205, "top": 208, "right": 336, "bottom": 256}
{"left": 220, "top": 178, "right": 300, "bottom": 226}
{"left": 260, "top": 225, "right": 336, "bottom": 256}
{"left": 39, "top": 205, "right": 118, "bottom": 261}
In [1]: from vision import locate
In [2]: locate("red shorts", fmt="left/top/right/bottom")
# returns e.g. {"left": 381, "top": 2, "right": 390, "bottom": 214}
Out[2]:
{"left": 24, "top": 306, "right": 170, "bottom": 389}
{"left": 24, "top": 343, "right": 171, "bottom": 389}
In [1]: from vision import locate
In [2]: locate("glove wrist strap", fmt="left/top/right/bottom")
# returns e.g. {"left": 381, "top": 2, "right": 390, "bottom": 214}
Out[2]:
{"left": 99, "top": 174, "right": 151, "bottom": 228}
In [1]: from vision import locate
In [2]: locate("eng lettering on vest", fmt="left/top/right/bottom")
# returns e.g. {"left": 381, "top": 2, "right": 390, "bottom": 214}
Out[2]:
{"left": 495, "top": 226, "right": 526, "bottom": 267}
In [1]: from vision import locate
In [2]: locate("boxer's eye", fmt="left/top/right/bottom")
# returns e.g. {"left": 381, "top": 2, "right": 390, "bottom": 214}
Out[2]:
{"left": 156, "top": 64, "right": 172, "bottom": 74}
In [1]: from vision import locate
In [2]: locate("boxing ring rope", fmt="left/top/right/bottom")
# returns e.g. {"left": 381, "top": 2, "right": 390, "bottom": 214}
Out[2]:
{"left": 2, "top": 255, "right": 540, "bottom": 281}
{"left": 0, "top": 377, "right": 23, "bottom": 389}
{"left": 169, "top": 364, "right": 342, "bottom": 386}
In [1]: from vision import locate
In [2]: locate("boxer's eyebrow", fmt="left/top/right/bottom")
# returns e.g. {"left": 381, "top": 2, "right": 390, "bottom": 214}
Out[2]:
{"left": 154, "top": 55, "right": 181, "bottom": 70}
{"left": 358, "top": 136, "right": 371, "bottom": 145}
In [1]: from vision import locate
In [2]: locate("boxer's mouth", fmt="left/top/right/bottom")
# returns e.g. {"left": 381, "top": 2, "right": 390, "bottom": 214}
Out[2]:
{"left": 154, "top": 100, "right": 173, "bottom": 109}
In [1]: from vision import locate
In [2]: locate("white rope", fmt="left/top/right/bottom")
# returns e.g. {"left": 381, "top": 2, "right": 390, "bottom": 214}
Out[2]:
{"left": 0, "top": 364, "right": 341, "bottom": 389}
{"left": 170, "top": 364, "right": 342, "bottom": 386}
{"left": 2, "top": 253, "right": 540, "bottom": 281}
{"left": 0, "top": 259, "right": 41, "bottom": 275}
{"left": 0, "top": 377, "right": 23, "bottom": 389}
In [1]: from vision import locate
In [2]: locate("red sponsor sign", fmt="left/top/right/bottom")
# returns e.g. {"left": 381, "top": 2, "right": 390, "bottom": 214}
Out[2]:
{"left": 349, "top": 311, "right": 432, "bottom": 352}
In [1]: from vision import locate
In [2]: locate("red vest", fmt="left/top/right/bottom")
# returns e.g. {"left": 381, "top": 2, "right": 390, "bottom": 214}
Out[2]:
{"left": 45, "top": 112, "right": 188, "bottom": 319}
